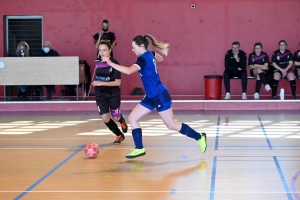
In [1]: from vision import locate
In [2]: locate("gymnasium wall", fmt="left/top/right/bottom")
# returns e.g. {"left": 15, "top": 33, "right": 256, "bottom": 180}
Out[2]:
{"left": 1, "top": 0, "right": 300, "bottom": 96}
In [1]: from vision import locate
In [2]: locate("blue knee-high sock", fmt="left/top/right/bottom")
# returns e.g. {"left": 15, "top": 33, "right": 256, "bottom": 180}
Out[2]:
{"left": 132, "top": 128, "right": 143, "bottom": 149}
{"left": 179, "top": 123, "right": 201, "bottom": 141}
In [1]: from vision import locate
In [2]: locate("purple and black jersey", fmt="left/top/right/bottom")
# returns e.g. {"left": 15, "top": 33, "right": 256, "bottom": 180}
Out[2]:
{"left": 248, "top": 51, "right": 269, "bottom": 65}
{"left": 293, "top": 50, "right": 300, "bottom": 64}
{"left": 93, "top": 32, "right": 117, "bottom": 46}
{"left": 94, "top": 57, "right": 121, "bottom": 96}
{"left": 272, "top": 49, "right": 293, "bottom": 69}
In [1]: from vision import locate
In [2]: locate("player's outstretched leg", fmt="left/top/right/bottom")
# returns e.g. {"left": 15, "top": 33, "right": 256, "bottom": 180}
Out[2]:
{"left": 118, "top": 114, "right": 128, "bottom": 133}
{"left": 158, "top": 108, "right": 207, "bottom": 153}
{"left": 104, "top": 118, "right": 125, "bottom": 144}
{"left": 197, "top": 133, "right": 207, "bottom": 153}
{"left": 125, "top": 128, "right": 146, "bottom": 159}
{"left": 179, "top": 123, "right": 207, "bottom": 153}
{"left": 126, "top": 104, "right": 151, "bottom": 159}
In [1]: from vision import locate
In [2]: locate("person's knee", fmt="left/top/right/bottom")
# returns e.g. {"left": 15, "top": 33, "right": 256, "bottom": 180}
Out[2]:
{"left": 165, "top": 122, "right": 178, "bottom": 131}
{"left": 101, "top": 113, "right": 111, "bottom": 123}
{"left": 128, "top": 113, "right": 136, "bottom": 124}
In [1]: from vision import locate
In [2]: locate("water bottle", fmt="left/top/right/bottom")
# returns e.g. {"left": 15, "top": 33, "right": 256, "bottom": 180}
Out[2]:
{"left": 279, "top": 88, "right": 284, "bottom": 100}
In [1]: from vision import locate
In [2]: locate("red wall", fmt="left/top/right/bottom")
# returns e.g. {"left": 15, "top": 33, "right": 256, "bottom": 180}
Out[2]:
{"left": 1, "top": 0, "right": 300, "bottom": 96}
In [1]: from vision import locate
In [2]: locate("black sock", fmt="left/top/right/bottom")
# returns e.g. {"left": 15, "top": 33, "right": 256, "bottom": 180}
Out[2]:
{"left": 179, "top": 123, "right": 201, "bottom": 141}
{"left": 290, "top": 80, "right": 296, "bottom": 96}
{"left": 272, "top": 80, "right": 279, "bottom": 97}
{"left": 118, "top": 114, "right": 125, "bottom": 123}
{"left": 255, "top": 80, "right": 262, "bottom": 93}
{"left": 258, "top": 72, "right": 267, "bottom": 85}
{"left": 105, "top": 118, "right": 122, "bottom": 136}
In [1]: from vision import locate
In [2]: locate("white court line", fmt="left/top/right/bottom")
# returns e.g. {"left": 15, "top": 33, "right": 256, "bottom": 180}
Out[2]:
{"left": 0, "top": 191, "right": 298, "bottom": 194}
{"left": 0, "top": 147, "right": 199, "bottom": 150}
{"left": 0, "top": 137, "right": 298, "bottom": 140}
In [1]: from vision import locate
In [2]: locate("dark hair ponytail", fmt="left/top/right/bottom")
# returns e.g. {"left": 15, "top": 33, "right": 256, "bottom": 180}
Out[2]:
{"left": 133, "top": 34, "right": 169, "bottom": 56}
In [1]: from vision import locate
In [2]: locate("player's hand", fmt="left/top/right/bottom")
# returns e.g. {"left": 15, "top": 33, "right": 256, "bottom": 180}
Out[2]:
{"left": 281, "top": 69, "right": 287, "bottom": 78}
{"left": 233, "top": 54, "right": 239, "bottom": 61}
{"left": 101, "top": 57, "right": 111, "bottom": 64}
{"left": 91, "top": 81, "right": 101, "bottom": 86}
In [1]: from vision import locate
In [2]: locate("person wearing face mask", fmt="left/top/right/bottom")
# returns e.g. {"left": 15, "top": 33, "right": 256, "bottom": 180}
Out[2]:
{"left": 93, "top": 19, "right": 117, "bottom": 58}
{"left": 12, "top": 41, "right": 32, "bottom": 98}
{"left": 39, "top": 41, "right": 60, "bottom": 100}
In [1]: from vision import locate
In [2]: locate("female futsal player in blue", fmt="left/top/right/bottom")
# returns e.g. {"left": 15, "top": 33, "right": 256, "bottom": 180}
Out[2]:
{"left": 101, "top": 34, "right": 207, "bottom": 159}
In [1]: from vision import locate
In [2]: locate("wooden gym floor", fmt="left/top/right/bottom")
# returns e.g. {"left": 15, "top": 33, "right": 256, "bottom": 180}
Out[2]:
{"left": 0, "top": 110, "right": 299, "bottom": 200}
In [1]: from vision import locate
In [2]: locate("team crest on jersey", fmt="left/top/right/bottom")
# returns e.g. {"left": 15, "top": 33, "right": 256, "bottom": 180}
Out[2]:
{"left": 106, "top": 77, "right": 110, "bottom": 81}
{"left": 109, "top": 67, "right": 112, "bottom": 72}
{"left": 277, "top": 56, "right": 280, "bottom": 60}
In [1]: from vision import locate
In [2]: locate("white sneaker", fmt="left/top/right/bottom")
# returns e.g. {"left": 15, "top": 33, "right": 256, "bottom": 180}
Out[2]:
{"left": 265, "top": 84, "right": 271, "bottom": 91}
{"left": 253, "top": 92, "right": 260, "bottom": 99}
{"left": 225, "top": 92, "right": 231, "bottom": 100}
{"left": 242, "top": 93, "right": 247, "bottom": 100}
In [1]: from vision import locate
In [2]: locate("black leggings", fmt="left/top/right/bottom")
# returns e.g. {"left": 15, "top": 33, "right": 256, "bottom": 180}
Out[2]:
{"left": 223, "top": 70, "right": 248, "bottom": 93}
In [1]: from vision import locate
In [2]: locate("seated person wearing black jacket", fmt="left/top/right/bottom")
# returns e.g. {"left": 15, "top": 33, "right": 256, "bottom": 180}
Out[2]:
{"left": 12, "top": 41, "right": 32, "bottom": 98}
{"left": 39, "top": 41, "right": 60, "bottom": 100}
{"left": 223, "top": 41, "right": 247, "bottom": 100}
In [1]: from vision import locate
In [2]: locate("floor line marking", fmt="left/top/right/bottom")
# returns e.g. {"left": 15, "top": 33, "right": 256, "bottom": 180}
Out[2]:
{"left": 214, "top": 116, "right": 220, "bottom": 150}
{"left": 273, "top": 156, "right": 293, "bottom": 200}
{"left": 290, "top": 170, "right": 300, "bottom": 200}
{"left": 258, "top": 116, "right": 273, "bottom": 150}
{"left": 209, "top": 156, "right": 217, "bottom": 200}
{"left": 14, "top": 145, "right": 85, "bottom": 200}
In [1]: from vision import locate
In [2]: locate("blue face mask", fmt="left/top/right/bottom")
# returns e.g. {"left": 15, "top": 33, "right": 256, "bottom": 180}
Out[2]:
{"left": 43, "top": 47, "right": 50, "bottom": 53}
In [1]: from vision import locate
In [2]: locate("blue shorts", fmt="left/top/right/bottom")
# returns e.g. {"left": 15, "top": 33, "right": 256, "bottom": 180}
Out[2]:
{"left": 140, "top": 89, "right": 172, "bottom": 112}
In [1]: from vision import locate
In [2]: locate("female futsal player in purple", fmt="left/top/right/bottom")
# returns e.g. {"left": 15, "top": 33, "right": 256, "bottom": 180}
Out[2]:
{"left": 271, "top": 39, "right": 296, "bottom": 99}
{"left": 101, "top": 35, "right": 207, "bottom": 159}
{"left": 248, "top": 42, "right": 271, "bottom": 99}
{"left": 91, "top": 41, "right": 128, "bottom": 144}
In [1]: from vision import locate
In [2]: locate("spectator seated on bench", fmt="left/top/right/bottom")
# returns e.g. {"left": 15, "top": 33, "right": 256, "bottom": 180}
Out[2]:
{"left": 248, "top": 42, "right": 272, "bottom": 100}
{"left": 223, "top": 41, "right": 248, "bottom": 100}
{"left": 271, "top": 39, "right": 296, "bottom": 100}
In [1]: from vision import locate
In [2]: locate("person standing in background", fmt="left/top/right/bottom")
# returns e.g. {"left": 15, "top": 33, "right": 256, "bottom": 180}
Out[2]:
{"left": 93, "top": 19, "right": 117, "bottom": 58}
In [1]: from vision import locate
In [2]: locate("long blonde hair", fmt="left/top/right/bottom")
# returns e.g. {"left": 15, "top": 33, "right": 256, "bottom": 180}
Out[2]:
{"left": 16, "top": 41, "right": 30, "bottom": 57}
{"left": 133, "top": 34, "right": 169, "bottom": 56}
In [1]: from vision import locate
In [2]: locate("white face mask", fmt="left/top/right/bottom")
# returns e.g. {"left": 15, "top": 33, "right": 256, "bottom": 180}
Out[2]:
{"left": 43, "top": 47, "right": 50, "bottom": 53}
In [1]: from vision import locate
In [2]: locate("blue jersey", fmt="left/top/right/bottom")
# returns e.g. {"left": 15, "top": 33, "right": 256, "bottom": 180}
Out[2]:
{"left": 134, "top": 50, "right": 167, "bottom": 98}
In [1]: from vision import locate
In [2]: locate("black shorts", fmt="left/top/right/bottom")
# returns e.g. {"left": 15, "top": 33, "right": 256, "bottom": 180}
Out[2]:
{"left": 250, "top": 69, "right": 267, "bottom": 77}
{"left": 273, "top": 68, "right": 293, "bottom": 79}
{"left": 140, "top": 89, "right": 172, "bottom": 112}
{"left": 96, "top": 95, "right": 120, "bottom": 115}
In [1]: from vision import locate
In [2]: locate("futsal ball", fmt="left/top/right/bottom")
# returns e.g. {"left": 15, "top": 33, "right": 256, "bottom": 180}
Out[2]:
{"left": 84, "top": 143, "right": 100, "bottom": 158}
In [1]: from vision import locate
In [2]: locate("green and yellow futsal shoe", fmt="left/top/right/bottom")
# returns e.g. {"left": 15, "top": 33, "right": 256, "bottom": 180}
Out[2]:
{"left": 197, "top": 133, "right": 207, "bottom": 153}
{"left": 126, "top": 148, "right": 146, "bottom": 159}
